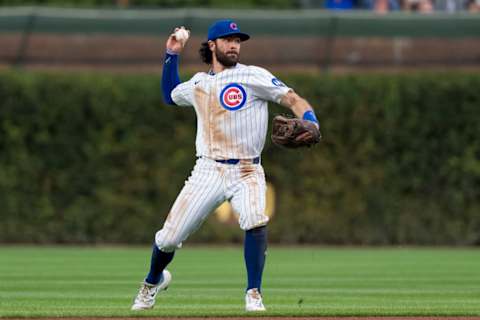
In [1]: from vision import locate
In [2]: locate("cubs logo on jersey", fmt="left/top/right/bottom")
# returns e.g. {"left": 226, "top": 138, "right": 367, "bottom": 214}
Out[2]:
{"left": 220, "top": 83, "right": 247, "bottom": 111}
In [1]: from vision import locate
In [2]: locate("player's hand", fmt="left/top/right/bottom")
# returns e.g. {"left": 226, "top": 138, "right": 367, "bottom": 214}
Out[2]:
{"left": 166, "top": 27, "right": 190, "bottom": 54}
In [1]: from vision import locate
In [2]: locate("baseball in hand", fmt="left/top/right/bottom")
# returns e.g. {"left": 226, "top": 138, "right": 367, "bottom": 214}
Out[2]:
{"left": 174, "top": 27, "right": 190, "bottom": 44}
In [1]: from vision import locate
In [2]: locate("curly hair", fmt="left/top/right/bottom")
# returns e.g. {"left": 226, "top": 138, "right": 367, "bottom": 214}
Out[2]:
{"left": 199, "top": 41, "right": 212, "bottom": 65}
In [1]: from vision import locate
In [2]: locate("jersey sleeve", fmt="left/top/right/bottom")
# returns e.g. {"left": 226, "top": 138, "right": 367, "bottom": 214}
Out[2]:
{"left": 248, "top": 66, "right": 291, "bottom": 104}
{"left": 171, "top": 74, "right": 201, "bottom": 107}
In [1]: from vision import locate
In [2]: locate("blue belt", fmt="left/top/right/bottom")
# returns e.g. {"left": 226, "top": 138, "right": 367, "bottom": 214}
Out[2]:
{"left": 213, "top": 157, "right": 260, "bottom": 165}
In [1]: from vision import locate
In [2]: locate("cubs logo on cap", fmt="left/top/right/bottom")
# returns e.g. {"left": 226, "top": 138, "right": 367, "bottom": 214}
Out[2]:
{"left": 208, "top": 20, "right": 250, "bottom": 41}
{"left": 220, "top": 83, "right": 247, "bottom": 111}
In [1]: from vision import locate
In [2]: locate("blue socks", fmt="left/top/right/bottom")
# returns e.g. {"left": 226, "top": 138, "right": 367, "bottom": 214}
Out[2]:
{"left": 244, "top": 226, "right": 267, "bottom": 292}
{"left": 145, "top": 226, "right": 267, "bottom": 290}
{"left": 145, "top": 244, "right": 175, "bottom": 285}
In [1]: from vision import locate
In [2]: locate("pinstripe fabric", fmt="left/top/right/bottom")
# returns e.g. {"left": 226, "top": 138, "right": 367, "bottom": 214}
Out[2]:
{"left": 156, "top": 64, "right": 287, "bottom": 251}
{"left": 171, "top": 63, "right": 290, "bottom": 159}
{"left": 155, "top": 157, "right": 268, "bottom": 251}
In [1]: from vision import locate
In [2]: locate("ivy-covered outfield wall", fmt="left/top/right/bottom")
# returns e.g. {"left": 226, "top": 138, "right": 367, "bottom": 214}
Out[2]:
{"left": 0, "top": 71, "right": 479, "bottom": 245}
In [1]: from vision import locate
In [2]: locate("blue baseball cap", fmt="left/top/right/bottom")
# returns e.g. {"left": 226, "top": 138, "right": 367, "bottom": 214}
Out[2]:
{"left": 207, "top": 19, "right": 250, "bottom": 42}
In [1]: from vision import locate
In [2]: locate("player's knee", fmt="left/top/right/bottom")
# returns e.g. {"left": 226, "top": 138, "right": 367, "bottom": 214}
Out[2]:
{"left": 241, "top": 216, "right": 269, "bottom": 231}
{"left": 155, "top": 229, "right": 182, "bottom": 252}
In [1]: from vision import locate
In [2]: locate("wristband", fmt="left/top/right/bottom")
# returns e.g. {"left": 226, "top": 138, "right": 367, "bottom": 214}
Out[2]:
{"left": 302, "top": 110, "right": 319, "bottom": 125}
{"left": 166, "top": 49, "right": 179, "bottom": 56}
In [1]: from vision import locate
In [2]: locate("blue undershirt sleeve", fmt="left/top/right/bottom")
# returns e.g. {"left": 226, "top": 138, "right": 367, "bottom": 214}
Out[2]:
{"left": 161, "top": 51, "right": 181, "bottom": 106}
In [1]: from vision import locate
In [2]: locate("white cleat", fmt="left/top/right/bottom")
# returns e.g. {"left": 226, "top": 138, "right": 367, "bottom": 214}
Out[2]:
{"left": 131, "top": 270, "right": 172, "bottom": 311}
{"left": 245, "top": 288, "right": 266, "bottom": 312}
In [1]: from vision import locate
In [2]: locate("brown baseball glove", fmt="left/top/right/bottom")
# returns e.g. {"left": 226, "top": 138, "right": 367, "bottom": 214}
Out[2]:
{"left": 271, "top": 115, "right": 322, "bottom": 148}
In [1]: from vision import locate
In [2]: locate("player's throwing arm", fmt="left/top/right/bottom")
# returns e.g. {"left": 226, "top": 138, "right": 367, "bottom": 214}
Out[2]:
{"left": 131, "top": 20, "right": 322, "bottom": 313}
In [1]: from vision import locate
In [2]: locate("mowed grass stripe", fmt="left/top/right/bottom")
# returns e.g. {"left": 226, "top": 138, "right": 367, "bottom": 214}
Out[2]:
{"left": 2, "top": 291, "right": 479, "bottom": 300}
{"left": 0, "top": 246, "right": 479, "bottom": 317}
{"left": 3, "top": 287, "right": 480, "bottom": 294}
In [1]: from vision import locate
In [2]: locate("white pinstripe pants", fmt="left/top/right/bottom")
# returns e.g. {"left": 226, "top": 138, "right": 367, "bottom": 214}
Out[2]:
{"left": 155, "top": 157, "right": 269, "bottom": 252}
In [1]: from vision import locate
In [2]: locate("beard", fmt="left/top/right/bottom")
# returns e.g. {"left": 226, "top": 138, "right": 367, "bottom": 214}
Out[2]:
{"left": 215, "top": 47, "right": 239, "bottom": 67}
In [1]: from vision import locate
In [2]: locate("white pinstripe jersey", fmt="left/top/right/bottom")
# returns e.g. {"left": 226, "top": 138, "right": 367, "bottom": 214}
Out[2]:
{"left": 171, "top": 63, "right": 291, "bottom": 159}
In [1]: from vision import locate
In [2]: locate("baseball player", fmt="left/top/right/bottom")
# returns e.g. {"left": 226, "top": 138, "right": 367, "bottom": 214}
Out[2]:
{"left": 131, "top": 19, "right": 320, "bottom": 312}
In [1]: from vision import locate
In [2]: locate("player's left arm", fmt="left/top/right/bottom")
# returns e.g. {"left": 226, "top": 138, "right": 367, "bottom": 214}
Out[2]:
{"left": 247, "top": 66, "right": 319, "bottom": 127}
{"left": 280, "top": 90, "right": 320, "bottom": 128}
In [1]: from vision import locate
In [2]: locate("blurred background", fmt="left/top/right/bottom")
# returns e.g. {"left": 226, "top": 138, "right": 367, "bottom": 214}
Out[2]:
{"left": 0, "top": 0, "right": 479, "bottom": 246}
{"left": 1, "top": 0, "right": 480, "bottom": 72}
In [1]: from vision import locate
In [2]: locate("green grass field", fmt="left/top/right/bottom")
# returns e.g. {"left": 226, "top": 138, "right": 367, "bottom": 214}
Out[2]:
{"left": 0, "top": 246, "right": 479, "bottom": 317}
